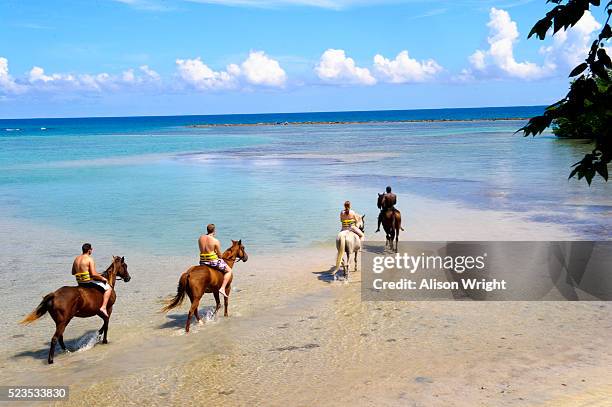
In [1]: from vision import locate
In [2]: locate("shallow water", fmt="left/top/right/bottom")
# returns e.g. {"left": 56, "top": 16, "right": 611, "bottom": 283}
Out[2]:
{"left": 0, "top": 116, "right": 610, "bottom": 259}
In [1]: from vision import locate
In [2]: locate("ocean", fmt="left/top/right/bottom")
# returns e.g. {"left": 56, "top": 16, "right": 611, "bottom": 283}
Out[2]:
{"left": 1, "top": 106, "right": 610, "bottom": 258}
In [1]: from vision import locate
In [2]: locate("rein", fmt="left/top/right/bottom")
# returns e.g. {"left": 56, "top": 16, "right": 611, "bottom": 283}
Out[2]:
{"left": 102, "top": 263, "right": 121, "bottom": 287}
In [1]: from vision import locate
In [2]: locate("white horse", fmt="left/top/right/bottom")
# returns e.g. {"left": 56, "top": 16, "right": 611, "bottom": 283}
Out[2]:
{"left": 333, "top": 214, "right": 365, "bottom": 280}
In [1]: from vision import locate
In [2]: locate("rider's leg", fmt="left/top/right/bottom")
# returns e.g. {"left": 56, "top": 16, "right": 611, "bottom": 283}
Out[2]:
{"left": 100, "top": 288, "right": 111, "bottom": 317}
{"left": 351, "top": 226, "right": 365, "bottom": 241}
{"left": 219, "top": 266, "right": 233, "bottom": 298}
{"left": 376, "top": 211, "right": 383, "bottom": 232}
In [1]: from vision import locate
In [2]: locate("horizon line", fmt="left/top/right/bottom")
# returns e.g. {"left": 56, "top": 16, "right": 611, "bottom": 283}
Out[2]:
{"left": 0, "top": 104, "right": 547, "bottom": 121}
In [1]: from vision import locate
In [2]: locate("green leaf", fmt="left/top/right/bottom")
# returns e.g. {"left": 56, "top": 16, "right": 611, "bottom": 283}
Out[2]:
{"left": 528, "top": 18, "right": 552, "bottom": 39}
{"left": 600, "top": 24, "right": 612, "bottom": 40}
{"left": 595, "top": 162, "right": 609, "bottom": 180}
{"left": 568, "top": 166, "right": 580, "bottom": 179}
{"left": 569, "top": 62, "right": 588, "bottom": 77}
{"left": 585, "top": 170, "right": 595, "bottom": 185}
{"left": 597, "top": 49, "right": 612, "bottom": 68}
{"left": 591, "top": 61, "right": 610, "bottom": 80}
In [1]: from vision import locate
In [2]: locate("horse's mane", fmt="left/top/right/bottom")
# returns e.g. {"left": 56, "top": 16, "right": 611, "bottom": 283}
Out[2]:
{"left": 221, "top": 244, "right": 236, "bottom": 260}
{"left": 101, "top": 263, "right": 114, "bottom": 278}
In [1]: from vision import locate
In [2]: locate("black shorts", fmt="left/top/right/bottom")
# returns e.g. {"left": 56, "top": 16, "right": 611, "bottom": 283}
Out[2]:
{"left": 78, "top": 282, "right": 107, "bottom": 293}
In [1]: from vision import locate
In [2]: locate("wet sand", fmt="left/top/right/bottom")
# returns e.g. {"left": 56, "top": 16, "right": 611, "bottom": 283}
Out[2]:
{"left": 1, "top": 201, "right": 611, "bottom": 406}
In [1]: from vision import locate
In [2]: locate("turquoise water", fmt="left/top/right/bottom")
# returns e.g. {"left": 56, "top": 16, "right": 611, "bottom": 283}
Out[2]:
{"left": 1, "top": 108, "right": 610, "bottom": 256}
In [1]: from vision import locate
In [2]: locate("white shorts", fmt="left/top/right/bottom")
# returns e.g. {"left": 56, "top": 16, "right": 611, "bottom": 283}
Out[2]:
{"left": 79, "top": 281, "right": 111, "bottom": 292}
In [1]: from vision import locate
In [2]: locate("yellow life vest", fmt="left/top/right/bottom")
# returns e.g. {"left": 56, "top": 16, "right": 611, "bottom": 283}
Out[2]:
{"left": 341, "top": 219, "right": 356, "bottom": 227}
{"left": 75, "top": 271, "right": 92, "bottom": 283}
{"left": 200, "top": 252, "right": 218, "bottom": 261}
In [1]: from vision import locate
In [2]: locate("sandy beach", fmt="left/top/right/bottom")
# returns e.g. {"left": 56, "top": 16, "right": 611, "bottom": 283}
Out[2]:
{"left": 1, "top": 198, "right": 611, "bottom": 406}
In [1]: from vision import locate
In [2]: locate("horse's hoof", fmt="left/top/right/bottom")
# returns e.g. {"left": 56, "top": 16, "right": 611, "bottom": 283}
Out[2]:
{"left": 102, "top": 340, "right": 108, "bottom": 344}
{"left": 48, "top": 360, "right": 54, "bottom": 365}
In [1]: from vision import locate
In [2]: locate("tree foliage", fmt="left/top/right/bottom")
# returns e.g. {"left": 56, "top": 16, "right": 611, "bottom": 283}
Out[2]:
{"left": 519, "top": 0, "right": 612, "bottom": 185}
{"left": 552, "top": 73, "right": 610, "bottom": 138}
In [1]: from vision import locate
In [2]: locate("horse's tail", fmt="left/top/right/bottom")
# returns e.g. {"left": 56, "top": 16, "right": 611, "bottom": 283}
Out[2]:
{"left": 336, "top": 233, "right": 346, "bottom": 269}
{"left": 161, "top": 269, "right": 191, "bottom": 312}
{"left": 20, "top": 293, "right": 54, "bottom": 324}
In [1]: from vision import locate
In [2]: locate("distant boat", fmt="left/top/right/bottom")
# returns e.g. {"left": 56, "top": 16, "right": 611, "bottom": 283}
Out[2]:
{"left": 41, "top": 127, "right": 47, "bottom": 130}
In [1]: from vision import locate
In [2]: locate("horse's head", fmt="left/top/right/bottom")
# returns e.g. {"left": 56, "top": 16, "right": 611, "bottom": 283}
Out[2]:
{"left": 356, "top": 214, "right": 366, "bottom": 233}
{"left": 112, "top": 256, "right": 131, "bottom": 283}
{"left": 377, "top": 193, "right": 384, "bottom": 209}
{"left": 232, "top": 240, "right": 249, "bottom": 263}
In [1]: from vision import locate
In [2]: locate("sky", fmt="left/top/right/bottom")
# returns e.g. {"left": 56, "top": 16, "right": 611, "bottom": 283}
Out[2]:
{"left": 0, "top": 0, "right": 609, "bottom": 118}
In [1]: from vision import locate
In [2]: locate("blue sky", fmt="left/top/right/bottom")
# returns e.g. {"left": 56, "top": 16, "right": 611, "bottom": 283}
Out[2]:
{"left": 0, "top": 0, "right": 608, "bottom": 118}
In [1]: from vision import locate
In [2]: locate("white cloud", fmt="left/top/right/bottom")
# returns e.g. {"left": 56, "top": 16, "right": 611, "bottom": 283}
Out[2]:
{"left": 540, "top": 11, "right": 601, "bottom": 70}
{"left": 240, "top": 51, "right": 287, "bottom": 87}
{"left": 373, "top": 50, "right": 442, "bottom": 83}
{"left": 176, "top": 51, "right": 286, "bottom": 90}
{"left": 315, "top": 49, "right": 376, "bottom": 85}
{"left": 176, "top": 57, "right": 239, "bottom": 90}
{"left": 0, "top": 57, "right": 26, "bottom": 94}
{"left": 466, "top": 8, "right": 553, "bottom": 80}
{"left": 112, "top": 0, "right": 172, "bottom": 11}
{"left": 0, "top": 59, "right": 164, "bottom": 95}
{"left": 116, "top": 0, "right": 539, "bottom": 11}
{"left": 462, "top": 8, "right": 605, "bottom": 81}
{"left": 184, "top": 0, "right": 401, "bottom": 10}
{"left": 26, "top": 64, "right": 161, "bottom": 92}
{"left": 139, "top": 65, "right": 161, "bottom": 81}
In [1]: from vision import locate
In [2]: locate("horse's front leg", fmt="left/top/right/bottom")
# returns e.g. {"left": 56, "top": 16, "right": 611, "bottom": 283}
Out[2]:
{"left": 103, "top": 307, "right": 113, "bottom": 344}
{"left": 96, "top": 311, "right": 111, "bottom": 344}
{"left": 223, "top": 286, "right": 231, "bottom": 317}
{"left": 213, "top": 291, "right": 221, "bottom": 316}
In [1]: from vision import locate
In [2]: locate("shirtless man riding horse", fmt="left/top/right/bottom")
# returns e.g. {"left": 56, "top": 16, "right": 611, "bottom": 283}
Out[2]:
{"left": 376, "top": 186, "right": 397, "bottom": 233}
{"left": 72, "top": 243, "right": 112, "bottom": 317}
{"left": 199, "top": 224, "right": 233, "bottom": 298}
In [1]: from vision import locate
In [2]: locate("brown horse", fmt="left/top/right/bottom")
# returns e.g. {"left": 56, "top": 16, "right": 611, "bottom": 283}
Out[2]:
{"left": 20, "top": 256, "right": 131, "bottom": 364}
{"left": 162, "top": 240, "right": 248, "bottom": 333}
{"left": 377, "top": 193, "right": 403, "bottom": 252}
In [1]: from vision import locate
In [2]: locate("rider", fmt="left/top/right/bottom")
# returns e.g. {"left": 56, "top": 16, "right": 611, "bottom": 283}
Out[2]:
{"left": 376, "top": 186, "right": 397, "bottom": 233}
{"left": 199, "top": 224, "right": 233, "bottom": 298}
{"left": 340, "top": 201, "right": 365, "bottom": 241}
{"left": 72, "top": 243, "right": 112, "bottom": 317}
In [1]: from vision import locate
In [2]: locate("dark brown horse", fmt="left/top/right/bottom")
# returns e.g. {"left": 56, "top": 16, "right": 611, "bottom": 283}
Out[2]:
{"left": 377, "top": 193, "right": 404, "bottom": 252}
{"left": 20, "top": 256, "right": 131, "bottom": 364}
{"left": 162, "top": 240, "right": 248, "bottom": 333}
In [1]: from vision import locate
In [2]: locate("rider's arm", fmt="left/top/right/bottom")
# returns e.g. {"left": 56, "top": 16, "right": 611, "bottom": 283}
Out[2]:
{"left": 89, "top": 259, "right": 108, "bottom": 283}
{"left": 215, "top": 240, "right": 222, "bottom": 257}
{"left": 71, "top": 261, "right": 77, "bottom": 275}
